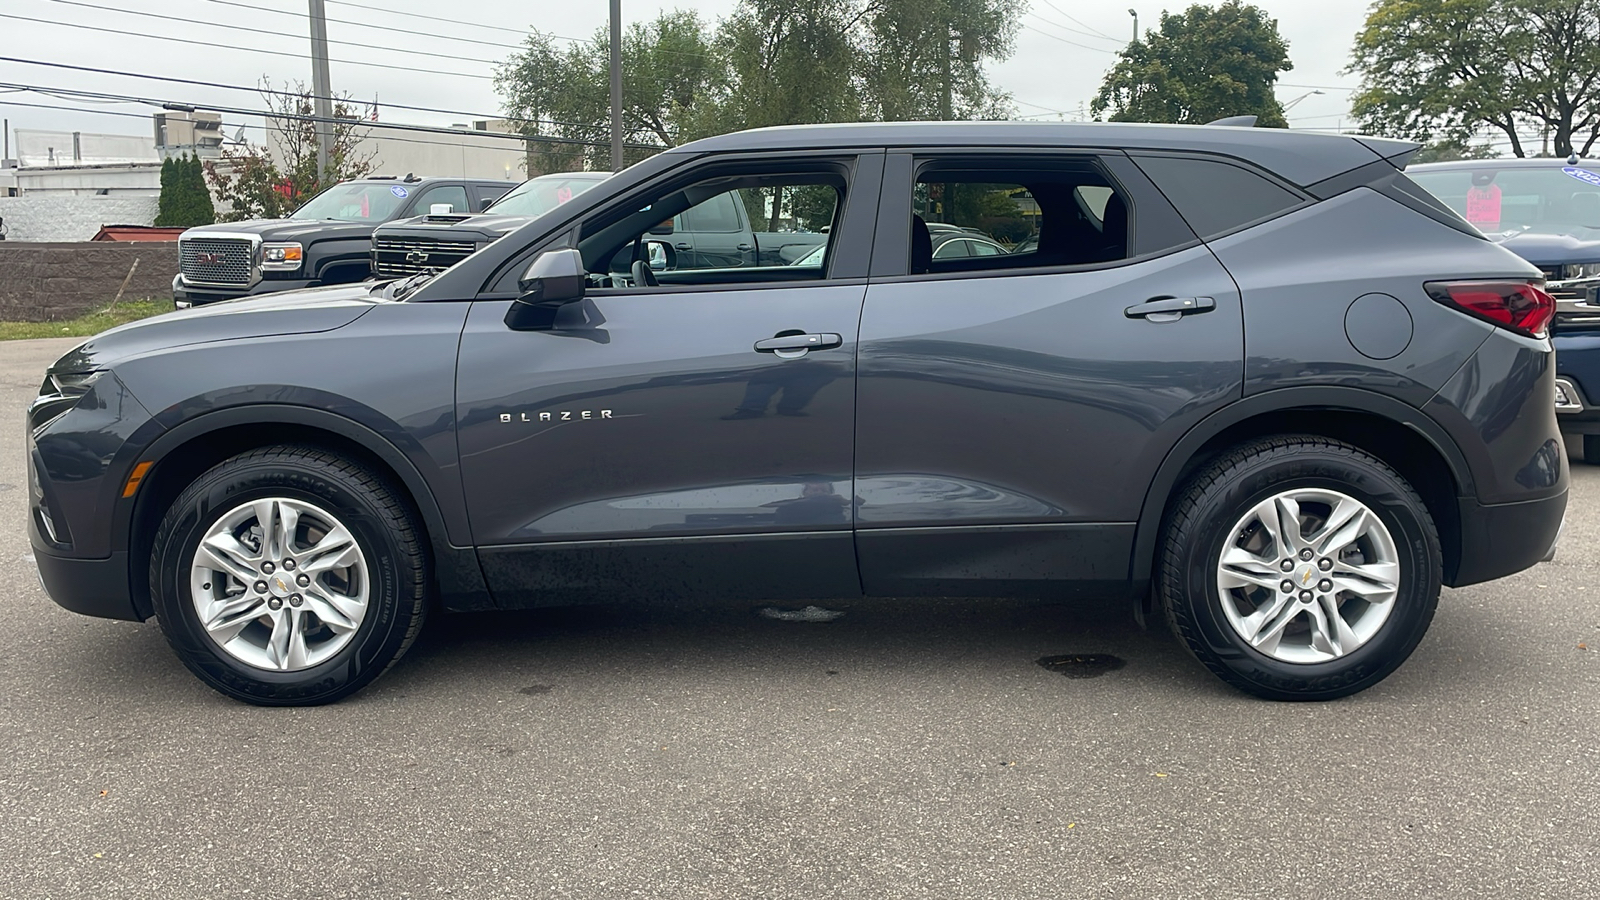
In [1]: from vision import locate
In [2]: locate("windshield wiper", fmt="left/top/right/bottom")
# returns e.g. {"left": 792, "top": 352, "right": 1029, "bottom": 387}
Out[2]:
{"left": 382, "top": 271, "right": 435, "bottom": 301}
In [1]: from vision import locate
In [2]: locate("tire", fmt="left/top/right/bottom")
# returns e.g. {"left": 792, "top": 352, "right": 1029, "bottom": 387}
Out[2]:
{"left": 149, "top": 445, "right": 428, "bottom": 706}
{"left": 1583, "top": 434, "right": 1600, "bottom": 466}
{"left": 1158, "top": 435, "right": 1441, "bottom": 701}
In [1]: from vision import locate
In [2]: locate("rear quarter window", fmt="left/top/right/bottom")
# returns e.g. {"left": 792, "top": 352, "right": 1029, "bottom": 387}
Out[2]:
{"left": 1132, "top": 154, "right": 1307, "bottom": 239}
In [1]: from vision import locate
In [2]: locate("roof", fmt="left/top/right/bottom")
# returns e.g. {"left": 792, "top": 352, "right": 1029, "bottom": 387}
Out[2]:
{"left": 668, "top": 121, "right": 1419, "bottom": 188}
{"left": 90, "top": 225, "right": 185, "bottom": 242}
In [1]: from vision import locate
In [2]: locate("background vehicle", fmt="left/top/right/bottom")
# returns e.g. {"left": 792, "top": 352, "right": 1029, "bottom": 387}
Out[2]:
{"left": 30, "top": 122, "right": 1565, "bottom": 707}
{"left": 1410, "top": 158, "right": 1600, "bottom": 462}
{"left": 173, "top": 175, "right": 516, "bottom": 306}
{"left": 930, "top": 232, "right": 1009, "bottom": 258}
{"left": 372, "top": 171, "right": 829, "bottom": 278}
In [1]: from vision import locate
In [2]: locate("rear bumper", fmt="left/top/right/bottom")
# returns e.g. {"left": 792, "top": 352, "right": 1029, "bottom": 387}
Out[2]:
{"left": 1449, "top": 490, "right": 1568, "bottom": 587}
{"left": 32, "top": 548, "right": 141, "bottom": 622}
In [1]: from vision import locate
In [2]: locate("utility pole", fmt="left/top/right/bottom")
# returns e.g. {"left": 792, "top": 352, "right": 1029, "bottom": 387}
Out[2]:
{"left": 308, "top": 0, "right": 334, "bottom": 185}
{"left": 939, "top": 24, "right": 953, "bottom": 120}
{"left": 1128, "top": 8, "right": 1139, "bottom": 43}
{"left": 609, "top": 0, "right": 623, "bottom": 172}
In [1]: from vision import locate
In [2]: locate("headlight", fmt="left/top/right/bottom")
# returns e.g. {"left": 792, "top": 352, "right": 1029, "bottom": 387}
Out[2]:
{"left": 29, "top": 369, "right": 102, "bottom": 432}
{"left": 261, "top": 242, "right": 304, "bottom": 271}
{"left": 1563, "top": 262, "right": 1600, "bottom": 280}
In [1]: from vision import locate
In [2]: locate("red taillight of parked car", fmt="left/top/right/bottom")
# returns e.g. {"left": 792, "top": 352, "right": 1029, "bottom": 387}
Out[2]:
{"left": 1424, "top": 280, "right": 1556, "bottom": 339}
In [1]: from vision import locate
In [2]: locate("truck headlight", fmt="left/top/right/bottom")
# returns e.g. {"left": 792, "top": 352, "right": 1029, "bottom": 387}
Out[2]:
{"left": 261, "top": 242, "right": 304, "bottom": 271}
{"left": 1564, "top": 262, "right": 1600, "bottom": 280}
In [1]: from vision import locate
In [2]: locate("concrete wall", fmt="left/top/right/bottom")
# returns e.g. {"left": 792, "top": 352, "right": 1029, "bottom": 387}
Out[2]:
{"left": 0, "top": 195, "right": 160, "bottom": 242}
{"left": 0, "top": 242, "right": 176, "bottom": 321}
{"left": 266, "top": 119, "right": 529, "bottom": 182}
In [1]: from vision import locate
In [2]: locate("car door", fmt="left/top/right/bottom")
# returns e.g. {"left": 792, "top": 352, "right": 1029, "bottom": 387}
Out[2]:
{"left": 679, "top": 191, "right": 752, "bottom": 268}
{"left": 454, "top": 152, "right": 883, "bottom": 607}
{"left": 852, "top": 150, "right": 1243, "bottom": 597}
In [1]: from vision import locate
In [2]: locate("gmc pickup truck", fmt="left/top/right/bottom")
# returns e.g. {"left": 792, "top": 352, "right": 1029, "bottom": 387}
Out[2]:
{"left": 173, "top": 175, "right": 517, "bottom": 306}
{"left": 371, "top": 171, "right": 829, "bottom": 278}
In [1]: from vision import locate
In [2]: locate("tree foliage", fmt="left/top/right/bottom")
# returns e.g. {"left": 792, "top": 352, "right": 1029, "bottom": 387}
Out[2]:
{"left": 494, "top": 0, "right": 1022, "bottom": 171}
{"left": 1349, "top": 0, "right": 1600, "bottom": 158}
{"left": 1091, "top": 0, "right": 1292, "bottom": 127}
{"left": 204, "top": 81, "right": 375, "bottom": 221}
{"left": 155, "top": 154, "right": 215, "bottom": 228}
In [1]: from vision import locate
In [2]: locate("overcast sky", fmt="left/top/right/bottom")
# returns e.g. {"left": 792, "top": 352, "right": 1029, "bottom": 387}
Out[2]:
{"left": 0, "top": 0, "right": 1376, "bottom": 155}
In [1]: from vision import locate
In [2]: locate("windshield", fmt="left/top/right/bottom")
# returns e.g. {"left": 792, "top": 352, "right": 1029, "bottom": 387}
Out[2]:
{"left": 1409, "top": 165, "right": 1600, "bottom": 233}
{"left": 486, "top": 173, "right": 607, "bottom": 217}
{"left": 291, "top": 182, "right": 411, "bottom": 222}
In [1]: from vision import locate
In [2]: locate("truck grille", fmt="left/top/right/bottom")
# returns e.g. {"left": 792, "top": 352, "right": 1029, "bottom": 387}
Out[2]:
{"left": 179, "top": 236, "right": 255, "bottom": 286}
{"left": 373, "top": 236, "right": 478, "bottom": 277}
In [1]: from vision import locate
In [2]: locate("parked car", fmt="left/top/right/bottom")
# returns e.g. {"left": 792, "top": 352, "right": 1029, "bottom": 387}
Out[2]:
{"left": 1409, "top": 158, "right": 1600, "bottom": 462}
{"left": 373, "top": 172, "right": 829, "bottom": 278}
{"left": 371, "top": 171, "right": 612, "bottom": 279}
{"left": 172, "top": 175, "right": 518, "bottom": 306}
{"left": 30, "top": 121, "right": 1565, "bottom": 706}
{"left": 930, "top": 232, "right": 1009, "bottom": 259}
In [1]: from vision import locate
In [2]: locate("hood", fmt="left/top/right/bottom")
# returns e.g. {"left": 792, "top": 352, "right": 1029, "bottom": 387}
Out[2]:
{"left": 49, "top": 282, "right": 385, "bottom": 374}
{"left": 182, "top": 218, "right": 378, "bottom": 243}
{"left": 1486, "top": 226, "right": 1600, "bottom": 266}
{"left": 377, "top": 213, "right": 532, "bottom": 241}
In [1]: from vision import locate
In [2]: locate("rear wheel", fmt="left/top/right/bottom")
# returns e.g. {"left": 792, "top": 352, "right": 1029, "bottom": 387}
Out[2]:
{"left": 1159, "top": 436, "right": 1441, "bottom": 700}
{"left": 149, "top": 445, "right": 428, "bottom": 705}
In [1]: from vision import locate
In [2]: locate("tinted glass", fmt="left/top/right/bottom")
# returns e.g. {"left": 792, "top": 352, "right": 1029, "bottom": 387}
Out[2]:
{"left": 290, "top": 182, "right": 408, "bottom": 221}
{"left": 684, "top": 192, "right": 743, "bottom": 233}
{"left": 933, "top": 239, "right": 970, "bottom": 258}
{"left": 414, "top": 184, "right": 469, "bottom": 215}
{"left": 911, "top": 168, "right": 1129, "bottom": 272}
{"left": 1409, "top": 165, "right": 1600, "bottom": 233}
{"left": 1133, "top": 155, "right": 1304, "bottom": 238}
{"left": 970, "top": 239, "right": 1003, "bottom": 256}
{"left": 488, "top": 173, "right": 605, "bottom": 217}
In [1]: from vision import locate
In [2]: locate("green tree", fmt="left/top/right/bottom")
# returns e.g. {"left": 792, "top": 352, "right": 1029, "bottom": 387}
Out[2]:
{"left": 1091, "top": 0, "right": 1292, "bottom": 127}
{"left": 1412, "top": 139, "right": 1501, "bottom": 164}
{"left": 496, "top": 10, "right": 722, "bottom": 170}
{"left": 155, "top": 154, "right": 215, "bottom": 227}
{"left": 1348, "top": 0, "right": 1600, "bottom": 158}
{"left": 861, "top": 0, "right": 1023, "bottom": 121}
{"left": 204, "top": 81, "right": 374, "bottom": 221}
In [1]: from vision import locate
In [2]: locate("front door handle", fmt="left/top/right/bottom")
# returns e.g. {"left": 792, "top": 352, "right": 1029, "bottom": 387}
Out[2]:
{"left": 736, "top": 242, "right": 754, "bottom": 251}
{"left": 1125, "top": 296, "right": 1215, "bottom": 322}
{"left": 755, "top": 332, "right": 843, "bottom": 359}
{"left": 674, "top": 241, "right": 692, "bottom": 250}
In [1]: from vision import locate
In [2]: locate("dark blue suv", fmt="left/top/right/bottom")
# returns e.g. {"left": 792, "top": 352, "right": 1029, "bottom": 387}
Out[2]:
{"left": 1410, "top": 159, "right": 1600, "bottom": 462}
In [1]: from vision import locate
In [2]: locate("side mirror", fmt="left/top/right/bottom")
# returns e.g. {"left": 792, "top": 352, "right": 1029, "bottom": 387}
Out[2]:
{"left": 506, "top": 247, "right": 586, "bottom": 331}
{"left": 645, "top": 240, "right": 676, "bottom": 271}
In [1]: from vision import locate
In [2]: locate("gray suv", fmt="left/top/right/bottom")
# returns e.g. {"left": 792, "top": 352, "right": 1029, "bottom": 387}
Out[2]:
{"left": 28, "top": 122, "right": 1567, "bottom": 705}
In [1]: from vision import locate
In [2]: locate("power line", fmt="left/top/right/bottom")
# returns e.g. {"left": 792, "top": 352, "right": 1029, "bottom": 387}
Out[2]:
{"left": 0, "top": 56, "right": 616, "bottom": 134}
{"left": 1028, "top": 9, "right": 1122, "bottom": 43}
{"left": 1036, "top": 0, "right": 1117, "bottom": 40}
{"left": 1280, "top": 83, "right": 1358, "bottom": 92}
{"left": 0, "top": 11, "right": 496, "bottom": 81}
{"left": 1020, "top": 24, "right": 1117, "bottom": 54}
{"left": 204, "top": 0, "right": 524, "bottom": 52}
{"left": 327, "top": 0, "right": 529, "bottom": 36}
{"left": 46, "top": 0, "right": 499, "bottom": 71}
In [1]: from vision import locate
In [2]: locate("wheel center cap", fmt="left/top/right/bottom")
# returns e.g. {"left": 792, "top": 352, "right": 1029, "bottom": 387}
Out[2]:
{"left": 1294, "top": 563, "right": 1319, "bottom": 590}
{"left": 267, "top": 573, "right": 293, "bottom": 599}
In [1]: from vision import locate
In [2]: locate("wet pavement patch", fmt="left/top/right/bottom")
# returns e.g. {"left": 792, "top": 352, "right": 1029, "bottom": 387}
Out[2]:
{"left": 756, "top": 605, "right": 845, "bottom": 622}
{"left": 1037, "top": 654, "right": 1126, "bottom": 679}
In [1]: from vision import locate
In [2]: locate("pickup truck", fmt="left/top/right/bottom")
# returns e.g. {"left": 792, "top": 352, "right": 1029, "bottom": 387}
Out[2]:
{"left": 371, "top": 171, "right": 829, "bottom": 278}
{"left": 173, "top": 175, "right": 517, "bottom": 306}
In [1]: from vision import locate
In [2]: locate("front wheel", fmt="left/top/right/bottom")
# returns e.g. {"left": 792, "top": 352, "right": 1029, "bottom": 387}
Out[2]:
{"left": 1158, "top": 436, "right": 1441, "bottom": 701}
{"left": 149, "top": 445, "right": 429, "bottom": 705}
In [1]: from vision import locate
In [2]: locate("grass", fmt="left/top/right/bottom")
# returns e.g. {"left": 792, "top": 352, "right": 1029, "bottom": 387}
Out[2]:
{"left": 0, "top": 299, "right": 172, "bottom": 340}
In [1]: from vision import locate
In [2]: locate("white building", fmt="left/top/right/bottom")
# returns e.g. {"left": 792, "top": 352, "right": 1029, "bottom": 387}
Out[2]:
{"left": 266, "top": 117, "right": 534, "bottom": 183}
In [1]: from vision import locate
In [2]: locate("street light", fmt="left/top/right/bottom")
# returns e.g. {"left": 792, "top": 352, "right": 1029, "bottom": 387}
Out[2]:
{"left": 1128, "top": 8, "right": 1138, "bottom": 43}
{"left": 1282, "top": 89, "right": 1325, "bottom": 111}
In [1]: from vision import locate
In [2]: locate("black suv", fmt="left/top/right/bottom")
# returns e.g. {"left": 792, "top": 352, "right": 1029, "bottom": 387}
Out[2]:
{"left": 30, "top": 122, "right": 1567, "bottom": 706}
{"left": 173, "top": 175, "right": 517, "bottom": 306}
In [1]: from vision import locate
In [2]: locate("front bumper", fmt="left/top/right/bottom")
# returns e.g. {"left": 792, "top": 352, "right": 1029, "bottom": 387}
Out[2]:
{"left": 32, "top": 548, "right": 141, "bottom": 621}
{"left": 173, "top": 273, "right": 317, "bottom": 307}
{"left": 1451, "top": 490, "right": 1568, "bottom": 587}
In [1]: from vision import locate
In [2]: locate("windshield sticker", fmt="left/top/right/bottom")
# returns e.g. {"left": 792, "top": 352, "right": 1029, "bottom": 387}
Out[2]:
{"left": 556, "top": 186, "right": 573, "bottom": 205}
{"left": 1465, "top": 184, "right": 1502, "bottom": 228}
{"left": 1564, "top": 166, "right": 1600, "bottom": 188}
{"left": 390, "top": 185, "right": 409, "bottom": 198}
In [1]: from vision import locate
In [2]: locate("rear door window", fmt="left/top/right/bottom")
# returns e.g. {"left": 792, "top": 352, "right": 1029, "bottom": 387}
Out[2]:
{"left": 412, "top": 184, "right": 470, "bottom": 215}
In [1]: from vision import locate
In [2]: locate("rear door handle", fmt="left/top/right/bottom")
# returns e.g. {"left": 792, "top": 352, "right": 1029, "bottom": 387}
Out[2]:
{"left": 1125, "top": 296, "right": 1215, "bottom": 322}
{"left": 755, "top": 332, "right": 843, "bottom": 359}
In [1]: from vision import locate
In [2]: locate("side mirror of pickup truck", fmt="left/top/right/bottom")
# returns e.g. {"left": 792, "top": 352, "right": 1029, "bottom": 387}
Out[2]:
{"left": 506, "top": 247, "right": 586, "bottom": 331}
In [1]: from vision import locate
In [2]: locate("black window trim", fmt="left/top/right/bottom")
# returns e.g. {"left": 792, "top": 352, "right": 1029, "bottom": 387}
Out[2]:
{"left": 866, "top": 147, "right": 1201, "bottom": 285}
{"left": 1128, "top": 149, "right": 1315, "bottom": 244}
{"left": 477, "top": 149, "right": 886, "bottom": 298}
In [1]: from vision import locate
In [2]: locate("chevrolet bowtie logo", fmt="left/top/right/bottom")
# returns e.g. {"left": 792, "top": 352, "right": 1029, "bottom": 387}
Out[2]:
{"left": 1301, "top": 569, "right": 1315, "bottom": 585}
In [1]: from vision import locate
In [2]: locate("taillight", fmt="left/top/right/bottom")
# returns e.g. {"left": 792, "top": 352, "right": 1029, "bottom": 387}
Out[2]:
{"left": 1425, "top": 280, "right": 1555, "bottom": 339}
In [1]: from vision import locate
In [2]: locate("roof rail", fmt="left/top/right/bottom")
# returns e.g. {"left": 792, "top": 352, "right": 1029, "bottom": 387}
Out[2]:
{"left": 1206, "top": 115, "right": 1258, "bottom": 127}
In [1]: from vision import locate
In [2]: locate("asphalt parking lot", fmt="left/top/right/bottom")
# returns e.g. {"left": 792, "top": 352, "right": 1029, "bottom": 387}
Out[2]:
{"left": 2, "top": 335, "right": 1597, "bottom": 899}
